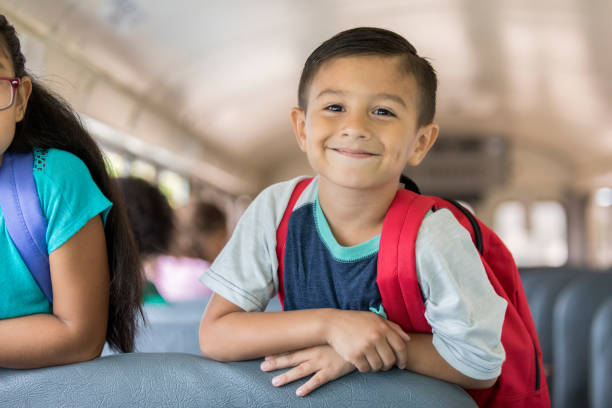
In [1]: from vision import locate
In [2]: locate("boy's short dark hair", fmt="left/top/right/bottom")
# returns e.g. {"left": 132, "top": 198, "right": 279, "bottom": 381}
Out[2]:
{"left": 298, "top": 27, "right": 437, "bottom": 127}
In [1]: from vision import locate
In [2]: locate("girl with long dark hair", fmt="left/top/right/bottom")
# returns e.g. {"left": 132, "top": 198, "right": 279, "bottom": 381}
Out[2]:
{"left": 0, "top": 14, "right": 143, "bottom": 368}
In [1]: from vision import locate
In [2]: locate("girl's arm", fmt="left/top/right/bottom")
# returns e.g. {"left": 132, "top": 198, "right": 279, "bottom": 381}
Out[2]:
{"left": 199, "top": 293, "right": 410, "bottom": 372}
{"left": 0, "top": 216, "right": 109, "bottom": 369}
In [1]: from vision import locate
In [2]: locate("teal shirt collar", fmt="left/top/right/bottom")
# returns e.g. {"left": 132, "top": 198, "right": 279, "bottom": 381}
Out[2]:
{"left": 313, "top": 190, "right": 380, "bottom": 262}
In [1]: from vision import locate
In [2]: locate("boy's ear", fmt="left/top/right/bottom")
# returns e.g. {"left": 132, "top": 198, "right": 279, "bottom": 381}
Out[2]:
{"left": 407, "top": 123, "right": 439, "bottom": 166}
{"left": 290, "top": 107, "right": 307, "bottom": 152}
{"left": 15, "top": 76, "right": 32, "bottom": 122}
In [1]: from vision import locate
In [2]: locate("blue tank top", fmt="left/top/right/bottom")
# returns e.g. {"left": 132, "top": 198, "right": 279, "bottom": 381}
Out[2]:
{"left": 283, "top": 194, "right": 386, "bottom": 318}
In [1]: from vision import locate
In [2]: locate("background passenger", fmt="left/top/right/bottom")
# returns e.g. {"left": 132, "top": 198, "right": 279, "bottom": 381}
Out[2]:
{"left": 149, "top": 200, "right": 228, "bottom": 301}
{"left": 0, "top": 14, "right": 142, "bottom": 369}
{"left": 118, "top": 177, "right": 225, "bottom": 302}
{"left": 116, "top": 176, "right": 175, "bottom": 304}
{"left": 173, "top": 200, "right": 228, "bottom": 263}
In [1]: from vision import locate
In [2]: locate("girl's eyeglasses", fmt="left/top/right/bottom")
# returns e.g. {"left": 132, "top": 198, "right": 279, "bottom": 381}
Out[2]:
{"left": 0, "top": 77, "right": 20, "bottom": 111}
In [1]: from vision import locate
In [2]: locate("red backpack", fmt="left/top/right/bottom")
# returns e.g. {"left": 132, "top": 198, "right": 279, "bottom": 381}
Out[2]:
{"left": 276, "top": 177, "right": 550, "bottom": 408}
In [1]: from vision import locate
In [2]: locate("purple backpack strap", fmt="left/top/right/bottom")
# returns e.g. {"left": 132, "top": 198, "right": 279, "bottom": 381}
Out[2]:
{"left": 0, "top": 152, "right": 52, "bottom": 303}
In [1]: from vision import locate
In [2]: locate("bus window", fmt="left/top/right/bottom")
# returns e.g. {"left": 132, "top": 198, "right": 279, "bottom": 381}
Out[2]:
{"left": 588, "top": 188, "right": 612, "bottom": 268}
{"left": 158, "top": 169, "right": 190, "bottom": 207}
{"left": 494, "top": 200, "right": 567, "bottom": 267}
{"left": 494, "top": 201, "right": 529, "bottom": 265}
{"left": 103, "top": 148, "right": 129, "bottom": 177}
{"left": 530, "top": 201, "right": 568, "bottom": 267}
{"left": 130, "top": 159, "right": 157, "bottom": 183}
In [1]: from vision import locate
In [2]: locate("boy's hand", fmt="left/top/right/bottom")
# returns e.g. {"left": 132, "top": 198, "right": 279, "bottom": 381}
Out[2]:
{"left": 325, "top": 310, "right": 410, "bottom": 372}
{"left": 261, "top": 345, "right": 355, "bottom": 397}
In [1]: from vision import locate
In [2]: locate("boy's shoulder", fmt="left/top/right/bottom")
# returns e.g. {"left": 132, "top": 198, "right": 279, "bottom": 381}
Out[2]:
{"left": 254, "top": 176, "right": 316, "bottom": 208}
{"left": 239, "top": 176, "right": 317, "bottom": 231}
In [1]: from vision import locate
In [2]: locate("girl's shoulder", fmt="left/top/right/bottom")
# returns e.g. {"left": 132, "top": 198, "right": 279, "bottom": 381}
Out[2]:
{"left": 32, "top": 147, "right": 105, "bottom": 211}
{"left": 33, "top": 148, "right": 87, "bottom": 175}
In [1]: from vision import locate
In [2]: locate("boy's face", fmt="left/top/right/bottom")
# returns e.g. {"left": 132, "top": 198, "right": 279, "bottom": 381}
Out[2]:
{"left": 291, "top": 55, "right": 438, "bottom": 191}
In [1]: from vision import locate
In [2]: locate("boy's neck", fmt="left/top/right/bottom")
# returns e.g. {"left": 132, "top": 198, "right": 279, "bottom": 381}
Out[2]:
{"left": 317, "top": 176, "right": 398, "bottom": 247}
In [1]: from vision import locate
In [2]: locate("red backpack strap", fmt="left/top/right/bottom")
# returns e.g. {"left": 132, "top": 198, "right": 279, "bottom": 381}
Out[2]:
{"left": 275, "top": 178, "right": 313, "bottom": 308}
{"left": 377, "top": 189, "right": 435, "bottom": 333}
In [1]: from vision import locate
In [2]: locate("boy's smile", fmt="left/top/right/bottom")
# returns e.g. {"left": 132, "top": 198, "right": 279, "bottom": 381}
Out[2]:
{"left": 329, "top": 147, "right": 379, "bottom": 159}
{"left": 291, "top": 55, "right": 438, "bottom": 193}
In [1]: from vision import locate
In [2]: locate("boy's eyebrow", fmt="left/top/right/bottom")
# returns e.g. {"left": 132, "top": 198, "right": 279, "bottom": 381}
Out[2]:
{"left": 315, "top": 89, "right": 407, "bottom": 108}
{"left": 316, "top": 89, "right": 346, "bottom": 99}
{"left": 375, "top": 93, "right": 407, "bottom": 108}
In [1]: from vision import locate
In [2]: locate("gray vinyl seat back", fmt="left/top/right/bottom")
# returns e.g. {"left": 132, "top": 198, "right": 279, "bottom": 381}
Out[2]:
{"left": 519, "top": 268, "right": 582, "bottom": 366}
{"left": 0, "top": 353, "right": 477, "bottom": 408}
{"left": 134, "top": 298, "right": 211, "bottom": 353}
{"left": 552, "top": 272, "right": 612, "bottom": 408}
{"left": 102, "top": 295, "right": 283, "bottom": 355}
{"left": 590, "top": 298, "right": 612, "bottom": 408}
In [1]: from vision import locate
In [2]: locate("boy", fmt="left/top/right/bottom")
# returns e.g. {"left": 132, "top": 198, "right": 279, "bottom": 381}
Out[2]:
{"left": 199, "top": 27, "right": 506, "bottom": 400}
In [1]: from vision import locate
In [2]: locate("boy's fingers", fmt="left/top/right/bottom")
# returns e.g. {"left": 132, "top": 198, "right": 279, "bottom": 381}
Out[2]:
{"left": 296, "top": 371, "right": 328, "bottom": 397}
{"left": 386, "top": 332, "right": 408, "bottom": 369}
{"left": 388, "top": 321, "right": 411, "bottom": 342}
{"left": 350, "top": 354, "right": 371, "bottom": 373}
{"left": 272, "top": 361, "right": 315, "bottom": 387}
{"left": 261, "top": 351, "right": 304, "bottom": 371}
{"left": 362, "top": 349, "right": 384, "bottom": 372}
{"left": 374, "top": 341, "right": 397, "bottom": 371}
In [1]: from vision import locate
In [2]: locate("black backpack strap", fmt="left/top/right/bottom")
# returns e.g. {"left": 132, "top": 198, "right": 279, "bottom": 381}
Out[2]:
{"left": 399, "top": 174, "right": 421, "bottom": 194}
{"left": 399, "top": 174, "right": 483, "bottom": 255}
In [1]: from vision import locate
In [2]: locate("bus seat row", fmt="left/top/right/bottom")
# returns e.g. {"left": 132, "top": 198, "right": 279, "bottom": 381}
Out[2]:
{"left": 520, "top": 268, "right": 612, "bottom": 408}
{"left": 590, "top": 298, "right": 612, "bottom": 408}
{"left": 0, "top": 353, "right": 476, "bottom": 407}
{"left": 102, "top": 295, "right": 282, "bottom": 356}
{"left": 2, "top": 268, "right": 610, "bottom": 407}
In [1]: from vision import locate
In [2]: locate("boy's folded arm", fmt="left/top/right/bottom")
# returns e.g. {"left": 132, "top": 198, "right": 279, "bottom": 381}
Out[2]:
{"left": 0, "top": 216, "right": 109, "bottom": 369}
{"left": 402, "top": 333, "right": 498, "bottom": 389}
{"left": 199, "top": 293, "right": 411, "bottom": 369}
{"left": 412, "top": 209, "right": 507, "bottom": 388}
{"left": 199, "top": 293, "right": 334, "bottom": 361}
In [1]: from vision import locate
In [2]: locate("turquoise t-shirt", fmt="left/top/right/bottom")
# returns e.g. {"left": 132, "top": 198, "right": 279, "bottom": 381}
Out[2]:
{"left": 0, "top": 148, "right": 112, "bottom": 319}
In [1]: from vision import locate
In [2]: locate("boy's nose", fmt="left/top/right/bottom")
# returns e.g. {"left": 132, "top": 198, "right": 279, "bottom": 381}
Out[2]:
{"left": 340, "top": 114, "right": 371, "bottom": 139}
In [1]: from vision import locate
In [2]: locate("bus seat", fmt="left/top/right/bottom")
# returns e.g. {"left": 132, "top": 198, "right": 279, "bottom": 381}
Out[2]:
{"left": 591, "top": 298, "right": 612, "bottom": 408}
{"left": 552, "top": 272, "right": 612, "bottom": 408}
{"left": 0, "top": 353, "right": 477, "bottom": 407}
{"left": 519, "top": 268, "right": 582, "bottom": 383}
{"left": 102, "top": 295, "right": 283, "bottom": 355}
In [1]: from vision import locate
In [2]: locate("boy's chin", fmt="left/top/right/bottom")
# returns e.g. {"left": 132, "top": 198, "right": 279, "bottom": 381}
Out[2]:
{"left": 321, "top": 174, "right": 396, "bottom": 191}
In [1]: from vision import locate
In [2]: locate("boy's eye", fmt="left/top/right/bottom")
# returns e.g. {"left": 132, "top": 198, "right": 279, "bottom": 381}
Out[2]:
{"left": 373, "top": 108, "right": 396, "bottom": 117}
{"left": 325, "top": 104, "right": 344, "bottom": 112}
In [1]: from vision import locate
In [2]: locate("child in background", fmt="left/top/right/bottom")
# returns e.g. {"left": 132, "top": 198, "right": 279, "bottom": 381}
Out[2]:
{"left": 149, "top": 200, "right": 227, "bottom": 301}
{"left": 199, "top": 27, "right": 516, "bottom": 405}
{"left": 116, "top": 177, "right": 175, "bottom": 304}
{"left": 174, "top": 200, "right": 228, "bottom": 263}
{"left": 0, "top": 15, "right": 142, "bottom": 368}
{"left": 118, "top": 177, "right": 226, "bottom": 302}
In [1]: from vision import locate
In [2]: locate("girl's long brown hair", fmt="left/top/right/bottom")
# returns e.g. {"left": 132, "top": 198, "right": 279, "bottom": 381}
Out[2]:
{"left": 1, "top": 15, "right": 143, "bottom": 352}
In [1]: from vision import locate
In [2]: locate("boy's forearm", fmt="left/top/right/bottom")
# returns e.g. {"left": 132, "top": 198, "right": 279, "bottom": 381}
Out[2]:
{"left": 199, "top": 308, "right": 337, "bottom": 361}
{"left": 403, "top": 333, "right": 497, "bottom": 389}
{"left": 0, "top": 314, "right": 105, "bottom": 369}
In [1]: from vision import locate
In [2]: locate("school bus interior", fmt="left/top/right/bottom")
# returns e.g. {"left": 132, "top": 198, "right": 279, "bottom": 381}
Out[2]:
{"left": 0, "top": 1, "right": 611, "bottom": 407}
